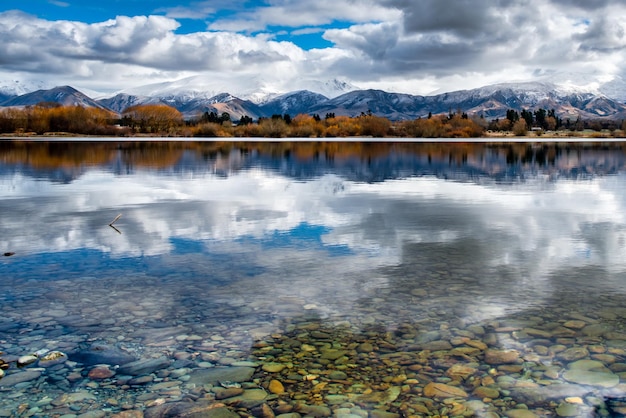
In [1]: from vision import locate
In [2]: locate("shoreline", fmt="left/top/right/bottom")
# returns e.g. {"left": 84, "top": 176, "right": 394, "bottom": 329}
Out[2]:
{"left": 1, "top": 127, "right": 625, "bottom": 142}
{"left": 1, "top": 135, "right": 626, "bottom": 143}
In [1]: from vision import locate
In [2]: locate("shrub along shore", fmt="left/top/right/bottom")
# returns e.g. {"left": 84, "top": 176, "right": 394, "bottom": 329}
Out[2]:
{"left": 1, "top": 104, "right": 625, "bottom": 139}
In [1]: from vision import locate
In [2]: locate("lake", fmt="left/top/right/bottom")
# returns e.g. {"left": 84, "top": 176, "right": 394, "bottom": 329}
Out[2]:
{"left": 1, "top": 140, "right": 626, "bottom": 417}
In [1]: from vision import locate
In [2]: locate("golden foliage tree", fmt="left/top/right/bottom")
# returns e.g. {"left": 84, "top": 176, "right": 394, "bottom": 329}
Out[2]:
{"left": 359, "top": 115, "right": 392, "bottom": 137}
{"left": 122, "top": 104, "right": 183, "bottom": 134}
{"left": 290, "top": 114, "right": 323, "bottom": 137}
{"left": 323, "top": 116, "right": 361, "bottom": 137}
{"left": 512, "top": 119, "right": 528, "bottom": 136}
{"left": 258, "top": 117, "right": 289, "bottom": 137}
{"left": 0, "top": 105, "right": 117, "bottom": 135}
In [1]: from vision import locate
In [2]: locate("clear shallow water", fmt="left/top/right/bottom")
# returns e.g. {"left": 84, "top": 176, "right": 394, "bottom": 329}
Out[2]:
{"left": 1, "top": 141, "right": 626, "bottom": 417}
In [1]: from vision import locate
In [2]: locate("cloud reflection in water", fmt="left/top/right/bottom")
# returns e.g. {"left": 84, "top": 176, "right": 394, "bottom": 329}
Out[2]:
{"left": 1, "top": 142, "right": 626, "bottom": 330}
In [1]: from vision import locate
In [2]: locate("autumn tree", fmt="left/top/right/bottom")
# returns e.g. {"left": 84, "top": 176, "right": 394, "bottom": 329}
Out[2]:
{"left": 0, "top": 108, "right": 24, "bottom": 133}
{"left": 545, "top": 116, "right": 557, "bottom": 131}
{"left": 512, "top": 119, "right": 528, "bottom": 136}
{"left": 324, "top": 116, "right": 361, "bottom": 137}
{"left": 290, "top": 114, "right": 323, "bottom": 137}
{"left": 488, "top": 118, "right": 512, "bottom": 131}
{"left": 359, "top": 115, "right": 392, "bottom": 137}
{"left": 48, "top": 106, "right": 114, "bottom": 134}
{"left": 122, "top": 104, "right": 183, "bottom": 134}
{"left": 520, "top": 109, "right": 533, "bottom": 129}
{"left": 258, "top": 117, "right": 289, "bottom": 137}
{"left": 395, "top": 112, "right": 483, "bottom": 138}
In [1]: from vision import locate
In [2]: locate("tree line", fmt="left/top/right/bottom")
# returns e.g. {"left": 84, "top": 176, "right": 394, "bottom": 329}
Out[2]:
{"left": 1, "top": 102, "right": 625, "bottom": 138}
{"left": 0, "top": 103, "right": 489, "bottom": 138}
{"left": 488, "top": 107, "right": 626, "bottom": 135}
{"left": 0, "top": 104, "right": 120, "bottom": 136}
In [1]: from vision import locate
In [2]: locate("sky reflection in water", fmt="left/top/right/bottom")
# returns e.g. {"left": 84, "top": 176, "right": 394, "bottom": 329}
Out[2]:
{"left": 1, "top": 142, "right": 625, "bottom": 324}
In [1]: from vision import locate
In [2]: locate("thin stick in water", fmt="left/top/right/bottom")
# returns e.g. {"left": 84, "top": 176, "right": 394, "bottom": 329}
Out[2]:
{"left": 109, "top": 214, "right": 122, "bottom": 226}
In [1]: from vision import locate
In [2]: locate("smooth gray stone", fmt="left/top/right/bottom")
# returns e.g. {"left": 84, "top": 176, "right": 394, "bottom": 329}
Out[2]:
{"left": 117, "top": 357, "right": 171, "bottom": 376}
{"left": 187, "top": 367, "right": 255, "bottom": 386}
{"left": 68, "top": 344, "right": 137, "bottom": 366}
{"left": 511, "top": 384, "right": 591, "bottom": 404}
{"left": 0, "top": 370, "right": 42, "bottom": 386}
{"left": 144, "top": 402, "right": 238, "bottom": 418}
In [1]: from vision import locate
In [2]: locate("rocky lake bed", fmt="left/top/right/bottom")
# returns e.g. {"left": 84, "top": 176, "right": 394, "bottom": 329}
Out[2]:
{"left": 3, "top": 265, "right": 626, "bottom": 418}
{"left": 2, "top": 141, "right": 626, "bottom": 417}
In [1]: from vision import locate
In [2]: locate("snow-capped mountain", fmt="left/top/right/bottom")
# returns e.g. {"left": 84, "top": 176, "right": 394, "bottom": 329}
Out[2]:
{"left": 179, "top": 94, "right": 265, "bottom": 120}
{"left": 414, "top": 82, "right": 611, "bottom": 119}
{"left": 0, "top": 79, "right": 51, "bottom": 103}
{"left": 292, "top": 79, "right": 357, "bottom": 101}
{"left": 599, "top": 76, "right": 626, "bottom": 103}
{"left": 2, "top": 78, "right": 626, "bottom": 121}
{"left": 0, "top": 79, "right": 50, "bottom": 97}
{"left": 1, "top": 86, "right": 110, "bottom": 110}
{"left": 438, "top": 82, "right": 626, "bottom": 119}
{"left": 259, "top": 90, "right": 329, "bottom": 117}
{"left": 309, "top": 89, "right": 422, "bottom": 120}
{"left": 100, "top": 76, "right": 353, "bottom": 119}
{"left": 118, "top": 75, "right": 358, "bottom": 105}
{"left": 97, "top": 91, "right": 264, "bottom": 119}
{"left": 530, "top": 71, "right": 626, "bottom": 103}
{"left": 97, "top": 93, "right": 168, "bottom": 113}
{"left": 304, "top": 81, "right": 626, "bottom": 120}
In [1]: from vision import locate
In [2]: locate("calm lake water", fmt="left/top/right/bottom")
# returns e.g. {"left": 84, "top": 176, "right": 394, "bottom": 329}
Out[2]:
{"left": 1, "top": 140, "right": 626, "bottom": 417}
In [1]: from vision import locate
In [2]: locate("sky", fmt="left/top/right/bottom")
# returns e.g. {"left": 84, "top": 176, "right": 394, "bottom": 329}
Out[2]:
{"left": 0, "top": 0, "right": 625, "bottom": 96}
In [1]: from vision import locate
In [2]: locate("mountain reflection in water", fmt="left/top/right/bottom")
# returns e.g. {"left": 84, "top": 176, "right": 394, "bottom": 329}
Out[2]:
{"left": 1, "top": 140, "right": 626, "bottom": 417}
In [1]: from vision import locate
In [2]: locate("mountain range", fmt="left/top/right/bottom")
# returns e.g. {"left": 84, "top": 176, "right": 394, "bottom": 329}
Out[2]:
{"left": 1, "top": 76, "right": 626, "bottom": 122}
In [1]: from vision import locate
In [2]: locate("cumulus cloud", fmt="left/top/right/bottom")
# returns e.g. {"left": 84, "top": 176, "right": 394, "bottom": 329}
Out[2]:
{"left": 318, "top": 0, "right": 626, "bottom": 89}
{"left": 208, "top": 0, "right": 400, "bottom": 32}
{"left": 0, "top": 10, "right": 315, "bottom": 89}
{"left": 384, "top": 0, "right": 514, "bottom": 38}
{"left": 324, "top": 22, "right": 401, "bottom": 60}
{"left": 575, "top": 16, "right": 626, "bottom": 52}
{"left": 0, "top": 0, "right": 625, "bottom": 95}
{"left": 549, "top": 0, "right": 616, "bottom": 10}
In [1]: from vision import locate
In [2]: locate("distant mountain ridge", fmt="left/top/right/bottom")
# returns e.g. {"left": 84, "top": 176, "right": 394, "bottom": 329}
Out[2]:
{"left": 2, "top": 79, "right": 626, "bottom": 121}
{"left": 1, "top": 86, "right": 110, "bottom": 110}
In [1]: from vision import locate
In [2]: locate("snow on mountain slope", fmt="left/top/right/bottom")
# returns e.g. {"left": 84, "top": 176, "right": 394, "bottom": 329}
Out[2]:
{"left": 0, "top": 79, "right": 51, "bottom": 97}
{"left": 307, "top": 82, "right": 626, "bottom": 120}
{"left": 260, "top": 90, "right": 329, "bottom": 116}
{"left": 3, "top": 76, "right": 625, "bottom": 121}
{"left": 1, "top": 86, "right": 110, "bottom": 110}
{"left": 599, "top": 76, "right": 626, "bottom": 103}
{"left": 179, "top": 95, "right": 264, "bottom": 120}
{"left": 118, "top": 75, "right": 357, "bottom": 104}
{"left": 97, "top": 93, "right": 168, "bottom": 113}
{"left": 538, "top": 71, "right": 626, "bottom": 103}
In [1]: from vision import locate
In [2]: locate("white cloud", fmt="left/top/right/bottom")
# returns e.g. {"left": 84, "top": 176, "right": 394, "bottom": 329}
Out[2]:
{"left": 324, "top": 22, "right": 401, "bottom": 60}
{"left": 48, "top": 0, "right": 69, "bottom": 7}
{"left": 208, "top": 0, "right": 400, "bottom": 32}
{"left": 0, "top": 0, "right": 625, "bottom": 95}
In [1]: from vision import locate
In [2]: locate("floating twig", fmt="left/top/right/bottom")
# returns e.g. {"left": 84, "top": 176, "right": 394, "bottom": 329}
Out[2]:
{"left": 109, "top": 214, "right": 122, "bottom": 234}
{"left": 109, "top": 214, "right": 122, "bottom": 227}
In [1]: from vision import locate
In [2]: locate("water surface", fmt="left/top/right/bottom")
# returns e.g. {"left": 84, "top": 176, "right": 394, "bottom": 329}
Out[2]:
{"left": 1, "top": 141, "right": 626, "bottom": 417}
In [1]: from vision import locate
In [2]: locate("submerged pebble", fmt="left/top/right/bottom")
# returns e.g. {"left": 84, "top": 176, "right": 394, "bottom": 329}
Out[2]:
{"left": 3, "top": 156, "right": 626, "bottom": 417}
